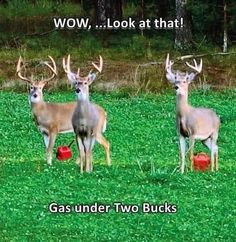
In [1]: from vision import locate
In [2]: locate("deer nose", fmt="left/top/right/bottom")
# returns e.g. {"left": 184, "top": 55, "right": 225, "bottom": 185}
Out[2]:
{"left": 175, "top": 86, "right": 179, "bottom": 90}
{"left": 76, "top": 88, "right": 81, "bottom": 93}
{"left": 33, "top": 93, "right": 38, "bottom": 98}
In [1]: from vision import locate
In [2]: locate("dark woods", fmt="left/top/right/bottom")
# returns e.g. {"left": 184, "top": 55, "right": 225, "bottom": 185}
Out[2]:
{"left": 0, "top": 0, "right": 235, "bottom": 51}
{"left": 91, "top": 0, "right": 236, "bottom": 50}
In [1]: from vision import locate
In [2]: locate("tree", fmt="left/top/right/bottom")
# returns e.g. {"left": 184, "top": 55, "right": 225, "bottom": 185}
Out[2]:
{"left": 96, "top": 0, "right": 106, "bottom": 25}
{"left": 223, "top": 0, "right": 228, "bottom": 52}
{"left": 175, "top": 0, "right": 193, "bottom": 50}
{"left": 96, "top": 0, "right": 122, "bottom": 25}
{"left": 106, "top": 0, "right": 122, "bottom": 20}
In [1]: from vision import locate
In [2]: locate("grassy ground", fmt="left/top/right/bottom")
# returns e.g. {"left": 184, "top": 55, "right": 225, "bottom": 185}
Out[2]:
{"left": 0, "top": 89, "right": 236, "bottom": 241}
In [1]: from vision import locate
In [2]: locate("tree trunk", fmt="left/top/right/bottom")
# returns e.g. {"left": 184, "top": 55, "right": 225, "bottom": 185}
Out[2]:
{"left": 141, "top": 0, "right": 145, "bottom": 36}
{"left": 223, "top": 0, "right": 228, "bottom": 53}
{"left": 96, "top": 0, "right": 106, "bottom": 25}
{"left": 96, "top": 0, "right": 122, "bottom": 25}
{"left": 175, "top": 0, "right": 192, "bottom": 50}
{"left": 106, "top": 0, "right": 122, "bottom": 20}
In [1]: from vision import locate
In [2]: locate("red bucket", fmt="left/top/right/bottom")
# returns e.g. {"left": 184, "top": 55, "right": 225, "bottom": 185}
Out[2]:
{"left": 56, "top": 146, "right": 72, "bottom": 160}
{"left": 56, "top": 140, "right": 74, "bottom": 161}
{"left": 193, "top": 153, "right": 210, "bottom": 171}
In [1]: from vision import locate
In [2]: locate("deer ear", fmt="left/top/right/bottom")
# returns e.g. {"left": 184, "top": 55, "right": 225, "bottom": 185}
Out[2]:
{"left": 88, "top": 73, "right": 96, "bottom": 85}
{"left": 67, "top": 73, "right": 77, "bottom": 85}
{"left": 187, "top": 73, "right": 196, "bottom": 83}
{"left": 166, "top": 73, "right": 176, "bottom": 84}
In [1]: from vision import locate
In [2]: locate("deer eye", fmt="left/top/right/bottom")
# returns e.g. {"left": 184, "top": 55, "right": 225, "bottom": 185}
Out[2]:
{"left": 84, "top": 82, "right": 88, "bottom": 85}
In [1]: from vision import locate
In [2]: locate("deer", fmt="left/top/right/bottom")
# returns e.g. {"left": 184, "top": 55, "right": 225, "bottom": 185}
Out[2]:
{"left": 62, "top": 54, "right": 110, "bottom": 173}
{"left": 16, "top": 56, "right": 111, "bottom": 167}
{"left": 165, "top": 53, "right": 220, "bottom": 174}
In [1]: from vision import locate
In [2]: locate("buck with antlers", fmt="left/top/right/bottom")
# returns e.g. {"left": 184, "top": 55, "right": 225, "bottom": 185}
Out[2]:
{"left": 165, "top": 54, "right": 220, "bottom": 173}
{"left": 17, "top": 56, "right": 111, "bottom": 167}
{"left": 62, "top": 55, "right": 110, "bottom": 173}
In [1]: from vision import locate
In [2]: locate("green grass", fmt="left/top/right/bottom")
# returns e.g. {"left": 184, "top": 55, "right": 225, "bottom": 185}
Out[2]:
{"left": 0, "top": 90, "right": 236, "bottom": 241}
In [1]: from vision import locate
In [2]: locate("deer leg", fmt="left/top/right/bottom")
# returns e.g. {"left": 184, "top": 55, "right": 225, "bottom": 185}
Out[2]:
{"left": 84, "top": 136, "right": 96, "bottom": 173}
{"left": 189, "top": 136, "right": 195, "bottom": 171}
{"left": 46, "top": 132, "right": 56, "bottom": 166}
{"left": 212, "top": 132, "right": 219, "bottom": 172}
{"left": 96, "top": 133, "right": 111, "bottom": 166}
{"left": 89, "top": 152, "right": 93, "bottom": 172}
{"left": 202, "top": 138, "right": 211, "bottom": 150}
{"left": 215, "top": 145, "right": 219, "bottom": 171}
{"left": 202, "top": 137, "right": 212, "bottom": 170}
{"left": 76, "top": 137, "right": 85, "bottom": 173}
{"left": 210, "top": 140, "right": 215, "bottom": 172}
{"left": 81, "top": 137, "right": 90, "bottom": 173}
{"left": 85, "top": 144, "right": 90, "bottom": 173}
{"left": 204, "top": 136, "right": 216, "bottom": 172}
{"left": 179, "top": 135, "right": 186, "bottom": 174}
{"left": 89, "top": 136, "right": 96, "bottom": 172}
{"left": 205, "top": 134, "right": 219, "bottom": 172}
{"left": 43, "top": 133, "right": 49, "bottom": 148}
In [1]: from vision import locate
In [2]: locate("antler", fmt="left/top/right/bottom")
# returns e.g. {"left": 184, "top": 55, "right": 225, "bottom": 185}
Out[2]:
{"left": 43, "top": 56, "right": 57, "bottom": 82}
{"left": 63, "top": 55, "right": 103, "bottom": 78}
{"left": 62, "top": 54, "right": 72, "bottom": 75}
{"left": 186, "top": 59, "right": 203, "bottom": 74}
{"left": 16, "top": 56, "right": 32, "bottom": 84}
{"left": 165, "top": 53, "right": 176, "bottom": 83}
{"left": 165, "top": 53, "right": 174, "bottom": 72}
{"left": 92, "top": 55, "right": 103, "bottom": 73}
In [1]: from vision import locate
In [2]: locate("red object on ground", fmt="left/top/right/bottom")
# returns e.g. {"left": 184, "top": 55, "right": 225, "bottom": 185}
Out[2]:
{"left": 193, "top": 153, "right": 210, "bottom": 171}
{"left": 56, "top": 146, "right": 72, "bottom": 160}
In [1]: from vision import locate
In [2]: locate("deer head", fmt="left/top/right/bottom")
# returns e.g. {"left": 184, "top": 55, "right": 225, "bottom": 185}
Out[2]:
{"left": 165, "top": 53, "right": 202, "bottom": 95}
{"left": 62, "top": 55, "right": 103, "bottom": 101}
{"left": 16, "top": 56, "right": 57, "bottom": 103}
